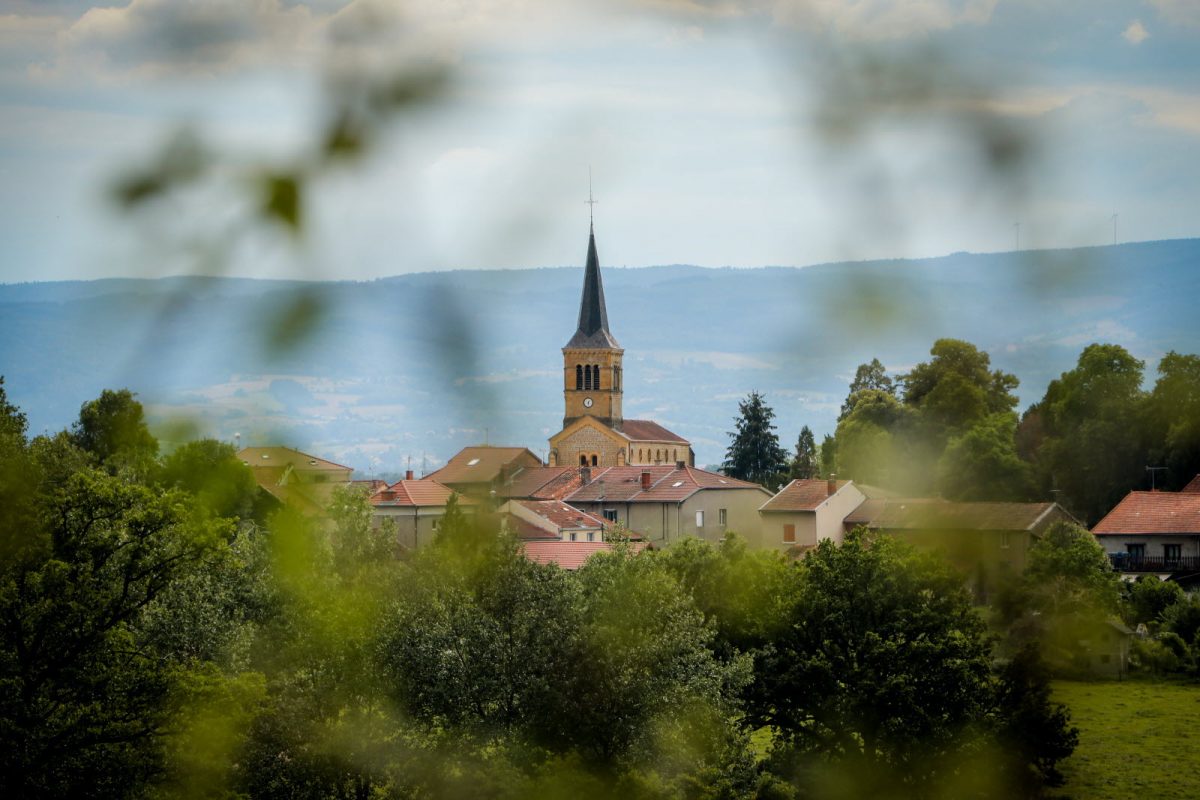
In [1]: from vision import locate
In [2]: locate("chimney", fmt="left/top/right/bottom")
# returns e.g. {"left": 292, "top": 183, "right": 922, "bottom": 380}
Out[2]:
{"left": 641, "top": 471, "right": 652, "bottom": 491}
{"left": 405, "top": 469, "right": 414, "bottom": 481}
{"left": 827, "top": 474, "right": 837, "bottom": 496}
{"left": 580, "top": 466, "right": 592, "bottom": 485}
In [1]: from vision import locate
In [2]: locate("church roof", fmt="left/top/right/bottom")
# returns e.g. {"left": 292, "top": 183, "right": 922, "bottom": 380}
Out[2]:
{"left": 565, "top": 227, "right": 620, "bottom": 350}
{"left": 618, "top": 419, "right": 689, "bottom": 444}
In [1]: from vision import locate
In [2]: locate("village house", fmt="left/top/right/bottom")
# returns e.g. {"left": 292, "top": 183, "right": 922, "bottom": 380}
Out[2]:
{"left": 1092, "top": 475, "right": 1200, "bottom": 578}
{"left": 564, "top": 463, "right": 771, "bottom": 546}
{"left": 368, "top": 470, "right": 473, "bottom": 550}
{"left": 845, "top": 498, "right": 1079, "bottom": 601}
{"left": 423, "top": 445, "right": 543, "bottom": 499}
{"left": 237, "top": 445, "right": 355, "bottom": 516}
{"left": 757, "top": 477, "right": 867, "bottom": 553}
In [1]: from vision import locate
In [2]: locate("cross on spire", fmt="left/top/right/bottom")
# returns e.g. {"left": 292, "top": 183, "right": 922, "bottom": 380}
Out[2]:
{"left": 585, "top": 167, "right": 597, "bottom": 230}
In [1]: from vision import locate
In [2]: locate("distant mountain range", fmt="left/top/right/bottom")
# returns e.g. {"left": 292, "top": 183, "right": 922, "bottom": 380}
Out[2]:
{"left": 2, "top": 238, "right": 1197, "bottom": 475}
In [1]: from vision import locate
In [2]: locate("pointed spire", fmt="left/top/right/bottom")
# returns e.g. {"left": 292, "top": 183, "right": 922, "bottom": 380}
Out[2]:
{"left": 566, "top": 223, "right": 619, "bottom": 349}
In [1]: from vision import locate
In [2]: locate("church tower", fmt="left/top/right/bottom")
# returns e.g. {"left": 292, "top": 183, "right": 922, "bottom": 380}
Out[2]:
{"left": 562, "top": 223, "right": 624, "bottom": 430}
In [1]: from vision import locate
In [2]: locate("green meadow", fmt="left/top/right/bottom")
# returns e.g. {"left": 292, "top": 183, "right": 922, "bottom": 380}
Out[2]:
{"left": 1053, "top": 680, "right": 1200, "bottom": 800}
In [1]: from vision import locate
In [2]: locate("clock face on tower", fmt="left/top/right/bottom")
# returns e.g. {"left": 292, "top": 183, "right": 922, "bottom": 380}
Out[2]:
{"left": 583, "top": 397, "right": 594, "bottom": 408}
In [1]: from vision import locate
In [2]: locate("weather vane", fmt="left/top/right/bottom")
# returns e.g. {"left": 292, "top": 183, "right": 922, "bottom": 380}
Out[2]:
{"left": 585, "top": 167, "right": 597, "bottom": 229}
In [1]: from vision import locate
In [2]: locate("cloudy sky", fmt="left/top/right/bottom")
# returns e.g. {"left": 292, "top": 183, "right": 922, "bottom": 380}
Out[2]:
{"left": 2, "top": 0, "right": 1199, "bottom": 282}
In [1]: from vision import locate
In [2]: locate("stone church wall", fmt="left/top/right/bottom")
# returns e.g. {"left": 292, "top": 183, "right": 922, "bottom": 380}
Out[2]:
{"left": 556, "top": 425, "right": 627, "bottom": 467}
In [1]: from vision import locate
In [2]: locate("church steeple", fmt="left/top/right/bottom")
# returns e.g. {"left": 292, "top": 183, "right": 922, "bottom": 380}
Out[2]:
{"left": 566, "top": 226, "right": 620, "bottom": 349}
{"left": 561, "top": 219, "right": 623, "bottom": 431}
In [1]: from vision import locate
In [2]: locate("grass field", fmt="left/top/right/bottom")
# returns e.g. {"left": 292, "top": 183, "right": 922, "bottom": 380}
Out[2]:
{"left": 1053, "top": 679, "right": 1200, "bottom": 800}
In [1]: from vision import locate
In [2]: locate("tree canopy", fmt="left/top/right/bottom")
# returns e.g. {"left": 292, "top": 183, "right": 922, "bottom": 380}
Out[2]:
{"left": 722, "top": 391, "right": 789, "bottom": 489}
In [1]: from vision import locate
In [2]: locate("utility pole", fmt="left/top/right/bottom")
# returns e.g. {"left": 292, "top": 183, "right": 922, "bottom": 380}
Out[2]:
{"left": 1147, "top": 465, "right": 1167, "bottom": 491}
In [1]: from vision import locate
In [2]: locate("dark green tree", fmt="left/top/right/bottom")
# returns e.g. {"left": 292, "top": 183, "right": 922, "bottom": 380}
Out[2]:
{"left": 159, "top": 438, "right": 259, "bottom": 520}
{"left": 1034, "top": 344, "right": 1148, "bottom": 523}
{"left": 1123, "top": 576, "right": 1185, "bottom": 628}
{"left": 722, "top": 391, "right": 789, "bottom": 489}
{"left": 1147, "top": 351, "right": 1200, "bottom": 490}
{"left": 839, "top": 358, "right": 895, "bottom": 421}
{"left": 0, "top": 459, "right": 230, "bottom": 797}
{"left": 936, "top": 412, "right": 1033, "bottom": 501}
{"left": 755, "top": 529, "right": 1072, "bottom": 795}
{"left": 901, "top": 338, "right": 1019, "bottom": 442}
{"left": 71, "top": 388, "right": 159, "bottom": 476}
{"left": 788, "top": 425, "right": 819, "bottom": 480}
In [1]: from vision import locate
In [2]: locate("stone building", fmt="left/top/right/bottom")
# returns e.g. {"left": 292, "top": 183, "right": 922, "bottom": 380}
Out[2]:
{"left": 548, "top": 223, "right": 693, "bottom": 469}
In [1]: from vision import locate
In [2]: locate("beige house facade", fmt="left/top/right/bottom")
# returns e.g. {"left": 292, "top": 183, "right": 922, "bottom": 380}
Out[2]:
{"left": 564, "top": 465, "right": 770, "bottom": 546}
{"left": 758, "top": 478, "right": 867, "bottom": 553}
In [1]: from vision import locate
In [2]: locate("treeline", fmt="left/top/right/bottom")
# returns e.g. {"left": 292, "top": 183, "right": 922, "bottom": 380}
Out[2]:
{"left": 0, "top": 378, "right": 1078, "bottom": 799}
{"left": 782, "top": 339, "right": 1199, "bottom": 524}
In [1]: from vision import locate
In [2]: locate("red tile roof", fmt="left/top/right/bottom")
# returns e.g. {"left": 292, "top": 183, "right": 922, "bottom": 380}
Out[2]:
{"left": 496, "top": 466, "right": 584, "bottom": 500}
{"left": 369, "top": 479, "right": 464, "bottom": 508}
{"left": 513, "top": 499, "right": 606, "bottom": 531}
{"left": 618, "top": 419, "right": 689, "bottom": 444}
{"left": 1092, "top": 491, "right": 1200, "bottom": 535}
{"left": 849, "top": 499, "right": 1070, "bottom": 532}
{"left": 522, "top": 540, "right": 648, "bottom": 570}
{"left": 760, "top": 479, "right": 849, "bottom": 512}
{"left": 503, "top": 516, "right": 561, "bottom": 541}
{"left": 1182, "top": 475, "right": 1200, "bottom": 494}
{"left": 425, "top": 446, "right": 542, "bottom": 486}
{"left": 565, "top": 465, "right": 767, "bottom": 504}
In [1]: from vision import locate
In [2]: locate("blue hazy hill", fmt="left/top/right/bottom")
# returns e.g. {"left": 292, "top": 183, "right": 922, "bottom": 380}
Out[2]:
{"left": 1, "top": 238, "right": 1197, "bottom": 473}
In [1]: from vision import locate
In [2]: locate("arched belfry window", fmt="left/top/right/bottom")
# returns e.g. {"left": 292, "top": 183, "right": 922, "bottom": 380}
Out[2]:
{"left": 591, "top": 454, "right": 598, "bottom": 467}
{"left": 612, "top": 366, "right": 619, "bottom": 391}
{"left": 580, "top": 454, "right": 588, "bottom": 466}
{"left": 592, "top": 365, "right": 600, "bottom": 390}
{"left": 583, "top": 365, "right": 591, "bottom": 390}
{"left": 575, "top": 364, "right": 583, "bottom": 390}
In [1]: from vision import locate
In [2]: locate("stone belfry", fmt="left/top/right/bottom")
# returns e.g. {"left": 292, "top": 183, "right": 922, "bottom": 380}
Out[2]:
{"left": 562, "top": 220, "right": 624, "bottom": 430}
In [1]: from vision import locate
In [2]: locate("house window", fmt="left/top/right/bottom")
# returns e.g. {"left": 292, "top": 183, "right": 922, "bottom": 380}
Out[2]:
{"left": 783, "top": 524, "right": 796, "bottom": 543}
{"left": 576, "top": 364, "right": 582, "bottom": 390}
{"left": 719, "top": 508, "right": 727, "bottom": 527}
{"left": 432, "top": 518, "right": 440, "bottom": 531}
{"left": 603, "top": 509, "right": 618, "bottom": 522}
{"left": 587, "top": 531, "right": 595, "bottom": 542}
{"left": 1127, "top": 543, "right": 1145, "bottom": 559}
{"left": 570, "top": 532, "right": 577, "bottom": 542}
{"left": 1164, "top": 544, "right": 1182, "bottom": 565}
{"left": 695, "top": 510, "right": 704, "bottom": 528}
{"left": 1000, "top": 531, "right": 1011, "bottom": 550}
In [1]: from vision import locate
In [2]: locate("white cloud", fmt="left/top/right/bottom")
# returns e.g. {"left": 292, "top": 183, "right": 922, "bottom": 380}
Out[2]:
{"left": 1122, "top": 19, "right": 1149, "bottom": 45}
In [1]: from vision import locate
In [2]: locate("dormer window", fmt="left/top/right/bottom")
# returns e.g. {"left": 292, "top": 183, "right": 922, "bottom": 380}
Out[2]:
{"left": 467, "top": 458, "right": 480, "bottom": 466}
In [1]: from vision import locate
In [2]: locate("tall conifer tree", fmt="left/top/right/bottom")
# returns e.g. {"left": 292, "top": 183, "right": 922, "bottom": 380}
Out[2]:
{"left": 722, "top": 391, "right": 789, "bottom": 489}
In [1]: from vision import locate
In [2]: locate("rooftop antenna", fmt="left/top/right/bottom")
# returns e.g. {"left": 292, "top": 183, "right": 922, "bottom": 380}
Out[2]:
{"left": 1112, "top": 212, "right": 1118, "bottom": 246}
{"left": 585, "top": 167, "right": 597, "bottom": 231}
{"left": 1147, "top": 465, "right": 1167, "bottom": 491}
{"left": 421, "top": 451, "right": 427, "bottom": 478}
{"left": 485, "top": 427, "right": 490, "bottom": 446}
